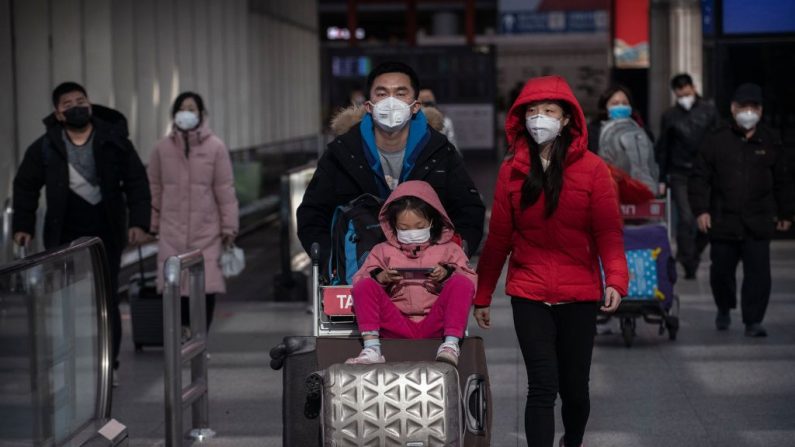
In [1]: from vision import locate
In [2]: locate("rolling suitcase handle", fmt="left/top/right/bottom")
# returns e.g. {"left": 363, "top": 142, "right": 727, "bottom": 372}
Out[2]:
{"left": 463, "top": 374, "right": 488, "bottom": 435}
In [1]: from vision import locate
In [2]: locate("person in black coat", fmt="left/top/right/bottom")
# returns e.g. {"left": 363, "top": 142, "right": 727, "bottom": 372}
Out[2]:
{"left": 656, "top": 73, "right": 720, "bottom": 279}
{"left": 689, "top": 83, "right": 795, "bottom": 337}
{"left": 297, "top": 62, "right": 485, "bottom": 269}
{"left": 12, "top": 82, "right": 151, "bottom": 377}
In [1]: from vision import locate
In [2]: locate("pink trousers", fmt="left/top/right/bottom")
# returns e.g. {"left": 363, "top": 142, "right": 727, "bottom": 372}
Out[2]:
{"left": 351, "top": 275, "right": 474, "bottom": 339}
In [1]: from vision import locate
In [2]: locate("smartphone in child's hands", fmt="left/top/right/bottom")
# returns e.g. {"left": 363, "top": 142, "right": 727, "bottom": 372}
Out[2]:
{"left": 393, "top": 267, "right": 434, "bottom": 280}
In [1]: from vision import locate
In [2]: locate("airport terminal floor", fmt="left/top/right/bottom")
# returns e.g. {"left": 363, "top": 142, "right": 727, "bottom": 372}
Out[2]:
{"left": 103, "top": 155, "right": 795, "bottom": 447}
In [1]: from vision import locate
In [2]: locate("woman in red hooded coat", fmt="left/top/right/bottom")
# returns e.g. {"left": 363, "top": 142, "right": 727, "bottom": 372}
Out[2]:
{"left": 473, "top": 76, "right": 628, "bottom": 447}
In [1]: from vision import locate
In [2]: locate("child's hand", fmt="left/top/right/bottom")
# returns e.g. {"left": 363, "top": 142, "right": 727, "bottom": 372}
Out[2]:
{"left": 376, "top": 269, "right": 402, "bottom": 285}
{"left": 426, "top": 263, "right": 448, "bottom": 283}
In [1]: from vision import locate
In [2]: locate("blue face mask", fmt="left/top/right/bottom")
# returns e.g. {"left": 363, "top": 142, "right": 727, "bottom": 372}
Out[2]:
{"left": 607, "top": 104, "right": 632, "bottom": 120}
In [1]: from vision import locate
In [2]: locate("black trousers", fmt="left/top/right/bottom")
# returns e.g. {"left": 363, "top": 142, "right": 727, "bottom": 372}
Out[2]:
{"left": 512, "top": 298, "right": 598, "bottom": 447}
{"left": 181, "top": 294, "right": 217, "bottom": 330}
{"left": 669, "top": 172, "right": 709, "bottom": 271}
{"left": 710, "top": 238, "right": 771, "bottom": 325}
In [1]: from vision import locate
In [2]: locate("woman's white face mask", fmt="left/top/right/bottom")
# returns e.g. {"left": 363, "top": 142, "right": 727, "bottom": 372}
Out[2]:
{"left": 526, "top": 114, "right": 562, "bottom": 145}
{"left": 174, "top": 111, "right": 200, "bottom": 131}
{"left": 371, "top": 97, "right": 415, "bottom": 133}
{"left": 396, "top": 227, "right": 431, "bottom": 244}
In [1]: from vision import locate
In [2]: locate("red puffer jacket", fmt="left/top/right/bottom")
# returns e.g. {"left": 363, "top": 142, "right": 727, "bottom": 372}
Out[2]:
{"left": 474, "top": 76, "right": 628, "bottom": 306}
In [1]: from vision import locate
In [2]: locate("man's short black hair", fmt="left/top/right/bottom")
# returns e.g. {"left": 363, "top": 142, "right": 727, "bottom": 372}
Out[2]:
{"left": 670, "top": 73, "right": 694, "bottom": 91}
{"left": 52, "top": 82, "right": 88, "bottom": 107}
{"left": 366, "top": 61, "right": 420, "bottom": 99}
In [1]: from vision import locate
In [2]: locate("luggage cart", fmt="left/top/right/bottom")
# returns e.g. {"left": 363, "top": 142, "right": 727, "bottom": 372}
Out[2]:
{"left": 599, "top": 191, "right": 680, "bottom": 347}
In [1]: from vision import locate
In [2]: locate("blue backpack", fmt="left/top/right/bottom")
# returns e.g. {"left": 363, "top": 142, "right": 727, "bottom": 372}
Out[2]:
{"left": 328, "top": 194, "right": 386, "bottom": 285}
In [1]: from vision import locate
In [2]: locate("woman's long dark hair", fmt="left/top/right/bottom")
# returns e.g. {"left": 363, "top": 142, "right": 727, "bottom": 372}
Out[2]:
{"left": 520, "top": 100, "right": 574, "bottom": 218}
{"left": 384, "top": 196, "right": 444, "bottom": 243}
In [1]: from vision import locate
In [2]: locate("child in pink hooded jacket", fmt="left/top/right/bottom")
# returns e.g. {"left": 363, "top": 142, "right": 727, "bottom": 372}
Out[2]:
{"left": 346, "top": 180, "right": 477, "bottom": 366}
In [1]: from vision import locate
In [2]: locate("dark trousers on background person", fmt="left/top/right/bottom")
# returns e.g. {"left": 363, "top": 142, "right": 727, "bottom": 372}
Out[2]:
{"left": 670, "top": 172, "right": 709, "bottom": 275}
{"left": 181, "top": 294, "right": 217, "bottom": 330}
{"left": 512, "top": 297, "right": 598, "bottom": 447}
{"left": 710, "top": 238, "right": 771, "bottom": 325}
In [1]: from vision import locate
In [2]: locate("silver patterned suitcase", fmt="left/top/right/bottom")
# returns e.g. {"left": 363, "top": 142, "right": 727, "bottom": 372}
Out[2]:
{"left": 317, "top": 361, "right": 461, "bottom": 447}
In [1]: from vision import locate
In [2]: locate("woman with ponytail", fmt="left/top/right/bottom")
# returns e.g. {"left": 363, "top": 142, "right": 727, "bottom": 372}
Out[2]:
{"left": 473, "top": 76, "right": 628, "bottom": 447}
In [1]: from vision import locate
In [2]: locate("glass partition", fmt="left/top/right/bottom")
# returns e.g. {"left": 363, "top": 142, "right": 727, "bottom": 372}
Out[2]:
{"left": 0, "top": 237, "right": 112, "bottom": 446}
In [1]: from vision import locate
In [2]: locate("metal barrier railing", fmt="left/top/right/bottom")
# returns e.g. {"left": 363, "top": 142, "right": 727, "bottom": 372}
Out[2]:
{"left": 163, "top": 250, "right": 214, "bottom": 446}
{"left": 0, "top": 236, "right": 127, "bottom": 446}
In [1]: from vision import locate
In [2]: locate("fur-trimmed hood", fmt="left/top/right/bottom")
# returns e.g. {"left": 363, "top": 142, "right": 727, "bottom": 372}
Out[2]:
{"left": 330, "top": 105, "right": 446, "bottom": 136}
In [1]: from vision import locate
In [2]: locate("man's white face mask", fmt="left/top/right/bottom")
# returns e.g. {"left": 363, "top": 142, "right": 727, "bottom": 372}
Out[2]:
{"left": 677, "top": 95, "right": 696, "bottom": 111}
{"left": 371, "top": 97, "right": 415, "bottom": 133}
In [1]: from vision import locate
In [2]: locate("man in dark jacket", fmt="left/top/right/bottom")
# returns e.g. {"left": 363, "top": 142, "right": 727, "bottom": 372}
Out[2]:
{"left": 689, "top": 83, "right": 794, "bottom": 337}
{"left": 13, "top": 82, "right": 151, "bottom": 376}
{"left": 656, "top": 73, "right": 719, "bottom": 278}
{"left": 297, "top": 62, "right": 485, "bottom": 270}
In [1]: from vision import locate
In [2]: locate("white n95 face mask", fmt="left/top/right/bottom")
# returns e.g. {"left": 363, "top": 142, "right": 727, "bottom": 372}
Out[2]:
{"left": 175, "top": 111, "right": 200, "bottom": 131}
{"left": 734, "top": 110, "right": 760, "bottom": 130}
{"left": 677, "top": 95, "right": 696, "bottom": 111}
{"left": 371, "top": 97, "right": 414, "bottom": 133}
{"left": 526, "top": 114, "right": 562, "bottom": 145}
{"left": 397, "top": 227, "right": 431, "bottom": 244}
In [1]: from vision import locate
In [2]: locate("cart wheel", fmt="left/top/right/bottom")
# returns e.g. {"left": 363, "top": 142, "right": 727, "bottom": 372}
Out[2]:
{"left": 620, "top": 318, "right": 635, "bottom": 348}
{"left": 666, "top": 316, "right": 679, "bottom": 341}
{"left": 135, "top": 344, "right": 143, "bottom": 352}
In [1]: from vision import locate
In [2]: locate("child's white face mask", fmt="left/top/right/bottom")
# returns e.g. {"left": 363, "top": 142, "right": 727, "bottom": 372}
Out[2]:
{"left": 397, "top": 227, "right": 431, "bottom": 244}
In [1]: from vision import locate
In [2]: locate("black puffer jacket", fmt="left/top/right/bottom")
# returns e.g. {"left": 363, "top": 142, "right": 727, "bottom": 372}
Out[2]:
{"left": 655, "top": 98, "right": 719, "bottom": 180}
{"left": 297, "top": 107, "right": 485, "bottom": 264}
{"left": 688, "top": 123, "right": 795, "bottom": 240}
{"left": 12, "top": 105, "right": 151, "bottom": 249}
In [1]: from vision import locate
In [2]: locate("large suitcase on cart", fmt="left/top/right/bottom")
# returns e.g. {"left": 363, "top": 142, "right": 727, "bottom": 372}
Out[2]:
{"left": 317, "top": 361, "right": 461, "bottom": 446}
{"left": 270, "top": 336, "right": 491, "bottom": 447}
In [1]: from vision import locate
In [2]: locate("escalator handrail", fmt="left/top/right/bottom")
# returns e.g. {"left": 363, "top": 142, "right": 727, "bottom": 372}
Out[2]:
{"left": 0, "top": 236, "right": 114, "bottom": 424}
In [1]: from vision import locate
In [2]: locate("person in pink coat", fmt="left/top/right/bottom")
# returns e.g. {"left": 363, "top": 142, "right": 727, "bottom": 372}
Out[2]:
{"left": 346, "top": 180, "right": 477, "bottom": 366}
{"left": 148, "top": 92, "right": 239, "bottom": 330}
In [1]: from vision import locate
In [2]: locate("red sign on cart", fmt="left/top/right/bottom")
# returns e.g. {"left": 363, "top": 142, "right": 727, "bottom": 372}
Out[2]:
{"left": 621, "top": 199, "right": 666, "bottom": 219}
{"left": 322, "top": 286, "right": 355, "bottom": 316}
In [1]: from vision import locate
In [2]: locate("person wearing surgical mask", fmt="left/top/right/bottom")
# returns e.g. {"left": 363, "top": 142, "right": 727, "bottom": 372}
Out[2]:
{"left": 345, "top": 180, "right": 477, "bottom": 366}
{"left": 298, "top": 61, "right": 485, "bottom": 273}
{"left": 474, "top": 76, "right": 628, "bottom": 447}
{"left": 689, "top": 82, "right": 795, "bottom": 338}
{"left": 654, "top": 73, "right": 719, "bottom": 279}
{"left": 588, "top": 85, "right": 659, "bottom": 194}
{"left": 148, "top": 92, "right": 239, "bottom": 336}
{"left": 12, "top": 81, "right": 151, "bottom": 387}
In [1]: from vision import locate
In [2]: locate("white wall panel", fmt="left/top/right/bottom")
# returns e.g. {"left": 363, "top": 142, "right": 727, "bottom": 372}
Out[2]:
{"left": 0, "top": 0, "right": 16, "bottom": 199}
{"left": 174, "top": 0, "right": 196, "bottom": 93}
{"left": 110, "top": 0, "right": 136, "bottom": 146}
{"left": 13, "top": 0, "right": 51, "bottom": 155}
{"left": 223, "top": 1, "right": 239, "bottom": 148}
{"left": 192, "top": 0, "right": 211, "bottom": 120}
{"left": 133, "top": 0, "right": 158, "bottom": 159}
{"left": 235, "top": 0, "right": 250, "bottom": 147}
{"left": 5, "top": 0, "right": 321, "bottom": 178}
{"left": 50, "top": 0, "right": 83, "bottom": 86}
{"left": 155, "top": 0, "right": 177, "bottom": 139}
{"left": 83, "top": 0, "right": 114, "bottom": 106}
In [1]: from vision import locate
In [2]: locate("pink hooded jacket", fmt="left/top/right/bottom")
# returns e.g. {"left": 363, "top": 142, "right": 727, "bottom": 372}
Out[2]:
{"left": 148, "top": 120, "right": 239, "bottom": 295}
{"left": 352, "top": 180, "right": 477, "bottom": 321}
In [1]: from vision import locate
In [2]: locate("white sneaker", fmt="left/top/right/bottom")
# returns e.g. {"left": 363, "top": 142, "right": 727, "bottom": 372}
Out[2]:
{"left": 435, "top": 341, "right": 460, "bottom": 367}
{"left": 345, "top": 347, "right": 385, "bottom": 365}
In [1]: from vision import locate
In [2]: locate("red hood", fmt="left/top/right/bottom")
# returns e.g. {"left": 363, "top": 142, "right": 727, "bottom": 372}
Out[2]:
{"left": 379, "top": 180, "right": 455, "bottom": 247}
{"left": 505, "top": 76, "right": 588, "bottom": 172}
